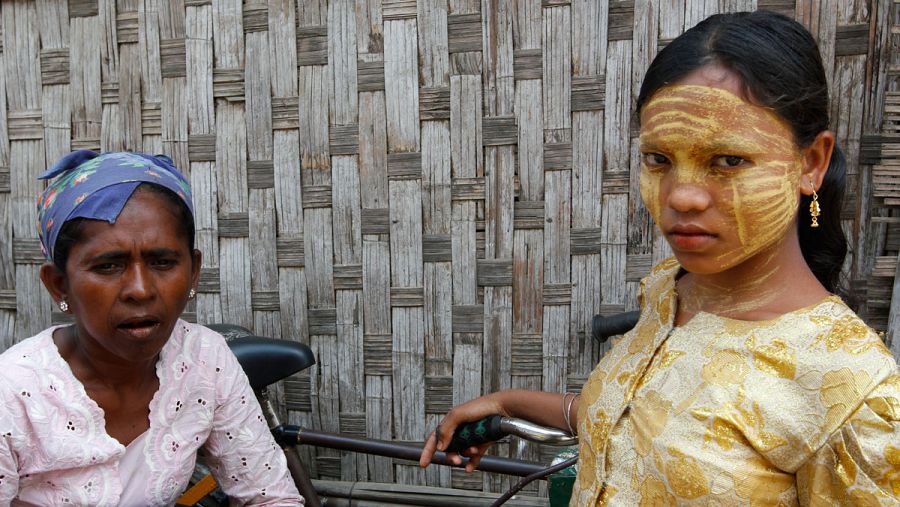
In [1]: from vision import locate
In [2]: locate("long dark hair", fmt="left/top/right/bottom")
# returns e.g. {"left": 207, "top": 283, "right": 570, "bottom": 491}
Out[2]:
{"left": 636, "top": 10, "right": 847, "bottom": 295}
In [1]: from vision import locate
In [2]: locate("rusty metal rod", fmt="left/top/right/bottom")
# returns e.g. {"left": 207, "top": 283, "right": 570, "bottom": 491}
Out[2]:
{"left": 283, "top": 444, "right": 321, "bottom": 506}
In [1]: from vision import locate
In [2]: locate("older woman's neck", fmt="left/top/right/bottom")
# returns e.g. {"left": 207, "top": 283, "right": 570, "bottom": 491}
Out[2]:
{"left": 54, "top": 326, "right": 159, "bottom": 390}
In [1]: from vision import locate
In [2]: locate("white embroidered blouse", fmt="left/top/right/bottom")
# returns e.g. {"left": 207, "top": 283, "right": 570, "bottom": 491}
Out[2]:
{"left": 0, "top": 320, "right": 303, "bottom": 506}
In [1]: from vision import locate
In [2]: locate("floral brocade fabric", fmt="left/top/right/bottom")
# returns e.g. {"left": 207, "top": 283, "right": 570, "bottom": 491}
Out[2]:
{"left": 571, "top": 259, "right": 900, "bottom": 506}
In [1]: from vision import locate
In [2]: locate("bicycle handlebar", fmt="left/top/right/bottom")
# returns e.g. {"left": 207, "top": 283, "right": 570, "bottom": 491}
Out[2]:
{"left": 445, "top": 415, "right": 576, "bottom": 453}
{"left": 591, "top": 310, "right": 640, "bottom": 343}
{"left": 445, "top": 415, "right": 504, "bottom": 453}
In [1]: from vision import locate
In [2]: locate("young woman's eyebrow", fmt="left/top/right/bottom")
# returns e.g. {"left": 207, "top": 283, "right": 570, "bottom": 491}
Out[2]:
{"left": 639, "top": 142, "right": 664, "bottom": 152}
{"left": 700, "top": 142, "right": 760, "bottom": 154}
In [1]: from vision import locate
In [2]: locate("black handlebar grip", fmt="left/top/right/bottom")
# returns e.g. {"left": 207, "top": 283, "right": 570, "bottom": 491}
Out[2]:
{"left": 591, "top": 311, "right": 640, "bottom": 343}
{"left": 444, "top": 415, "right": 505, "bottom": 453}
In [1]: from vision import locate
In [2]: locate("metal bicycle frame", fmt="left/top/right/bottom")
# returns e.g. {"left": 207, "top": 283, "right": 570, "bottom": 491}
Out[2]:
{"left": 257, "top": 388, "right": 321, "bottom": 506}
{"left": 254, "top": 388, "right": 572, "bottom": 506}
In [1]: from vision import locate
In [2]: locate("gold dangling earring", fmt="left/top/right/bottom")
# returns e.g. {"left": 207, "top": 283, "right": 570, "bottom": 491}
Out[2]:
{"left": 809, "top": 185, "right": 821, "bottom": 228}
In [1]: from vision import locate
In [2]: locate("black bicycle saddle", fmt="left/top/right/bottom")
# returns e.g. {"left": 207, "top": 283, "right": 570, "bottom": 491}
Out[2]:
{"left": 206, "top": 323, "right": 255, "bottom": 341}
{"left": 208, "top": 324, "right": 316, "bottom": 390}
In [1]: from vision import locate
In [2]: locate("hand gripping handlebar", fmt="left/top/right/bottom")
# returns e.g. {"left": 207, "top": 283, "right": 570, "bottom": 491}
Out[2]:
{"left": 445, "top": 415, "right": 577, "bottom": 453}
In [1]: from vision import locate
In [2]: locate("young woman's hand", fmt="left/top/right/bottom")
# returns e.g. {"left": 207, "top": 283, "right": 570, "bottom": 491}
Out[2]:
{"left": 418, "top": 391, "right": 510, "bottom": 472}
{"left": 419, "top": 389, "right": 575, "bottom": 472}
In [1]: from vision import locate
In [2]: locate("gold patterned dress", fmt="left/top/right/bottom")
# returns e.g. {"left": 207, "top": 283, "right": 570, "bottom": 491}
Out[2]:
{"left": 572, "top": 259, "right": 900, "bottom": 506}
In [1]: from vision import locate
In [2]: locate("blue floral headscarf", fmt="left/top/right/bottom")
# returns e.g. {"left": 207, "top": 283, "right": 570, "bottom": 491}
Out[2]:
{"left": 36, "top": 150, "right": 194, "bottom": 262}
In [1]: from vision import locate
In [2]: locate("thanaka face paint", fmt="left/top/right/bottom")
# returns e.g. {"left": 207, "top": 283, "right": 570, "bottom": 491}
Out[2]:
{"left": 674, "top": 248, "right": 784, "bottom": 319}
{"left": 639, "top": 84, "right": 804, "bottom": 275}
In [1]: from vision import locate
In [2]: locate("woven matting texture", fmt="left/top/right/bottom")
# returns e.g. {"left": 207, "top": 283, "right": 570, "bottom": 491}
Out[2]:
{"left": 0, "top": 0, "right": 898, "bottom": 490}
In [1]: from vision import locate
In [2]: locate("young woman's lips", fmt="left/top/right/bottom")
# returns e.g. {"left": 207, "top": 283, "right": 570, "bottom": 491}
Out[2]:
{"left": 667, "top": 226, "right": 717, "bottom": 250}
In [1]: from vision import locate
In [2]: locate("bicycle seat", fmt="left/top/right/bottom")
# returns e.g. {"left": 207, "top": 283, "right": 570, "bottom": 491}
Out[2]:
{"left": 227, "top": 336, "right": 316, "bottom": 390}
{"left": 206, "top": 323, "right": 255, "bottom": 341}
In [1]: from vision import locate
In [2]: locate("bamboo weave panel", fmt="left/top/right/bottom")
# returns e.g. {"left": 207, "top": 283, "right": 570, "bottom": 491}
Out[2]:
{"left": 0, "top": 0, "right": 898, "bottom": 492}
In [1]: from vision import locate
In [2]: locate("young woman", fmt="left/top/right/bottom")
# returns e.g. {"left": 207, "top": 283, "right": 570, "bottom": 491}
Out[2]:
{"left": 421, "top": 11, "right": 899, "bottom": 505}
{"left": 0, "top": 151, "right": 303, "bottom": 505}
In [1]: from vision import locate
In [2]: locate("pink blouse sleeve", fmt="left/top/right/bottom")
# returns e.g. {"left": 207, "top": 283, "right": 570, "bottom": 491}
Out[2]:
{"left": 201, "top": 334, "right": 303, "bottom": 506}
{"left": 0, "top": 396, "right": 20, "bottom": 502}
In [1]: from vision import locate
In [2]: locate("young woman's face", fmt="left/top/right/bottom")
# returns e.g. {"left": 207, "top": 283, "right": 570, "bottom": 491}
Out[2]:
{"left": 55, "top": 189, "right": 200, "bottom": 363}
{"left": 638, "top": 65, "right": 804, "bottom": 275}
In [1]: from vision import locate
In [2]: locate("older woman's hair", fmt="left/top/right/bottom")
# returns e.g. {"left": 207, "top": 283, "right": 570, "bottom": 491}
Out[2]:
{"left": 52, "top": 183, "right": 195, "bottom": 272}
{"left": 36, "top": 150, "right": 196, "bottom": 272}
{"left": 636, "top": 10, "right": 847, "bottom": 296}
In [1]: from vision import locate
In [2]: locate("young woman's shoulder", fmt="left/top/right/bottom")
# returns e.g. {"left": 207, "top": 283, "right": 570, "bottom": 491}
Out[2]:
{"left": 799, "top": 298, "right": 896, "bottom": 416}
{"left": 793, "top": 331, "right": 899, "bottom": 503}
{"left": 771, "top": 297, "right": 895, "bottom": 407}
{"left": 754, "top": 298, "right": 898, "bottom": 472}
{"left": 797, "top": 296, "right": 895, "bottom": 372}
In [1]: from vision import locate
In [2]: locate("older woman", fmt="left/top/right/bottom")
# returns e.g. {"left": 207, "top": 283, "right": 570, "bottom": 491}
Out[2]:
{"left": 0, "top": 151, "right": 302, "bottom": 505}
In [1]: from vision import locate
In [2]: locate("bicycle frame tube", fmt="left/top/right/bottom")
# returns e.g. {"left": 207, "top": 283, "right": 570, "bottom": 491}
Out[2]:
{"left": 257, "top": 388, "right": 321, "bottom": 507}
{"left": 255, "top": 385, "right": 560, "bottom": 506}
{"left": 271, "top": 426, "right": 548, "bottom": 477}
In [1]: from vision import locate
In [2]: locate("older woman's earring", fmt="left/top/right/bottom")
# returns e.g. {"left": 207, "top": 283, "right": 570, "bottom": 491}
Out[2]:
{"left": 58, "top": 300, "right": 69, "bottom": 312}
{"left": 188, "top": 288, "right": 196, "bottom": 300}
{"left": 809, "top": 189, "right": 821, "bottom": 228}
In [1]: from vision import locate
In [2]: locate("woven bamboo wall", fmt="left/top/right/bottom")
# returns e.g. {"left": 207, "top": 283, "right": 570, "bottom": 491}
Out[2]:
{"left": 0, "top": 0, "right": 898, "bottom": 492}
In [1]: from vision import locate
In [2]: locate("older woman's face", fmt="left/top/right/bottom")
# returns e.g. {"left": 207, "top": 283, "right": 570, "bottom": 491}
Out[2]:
{"left": 58, "top": 189, "right": 199, "bottom": 362}
{"left": 638, "top": 65, "right": 804, "bottom": 274}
